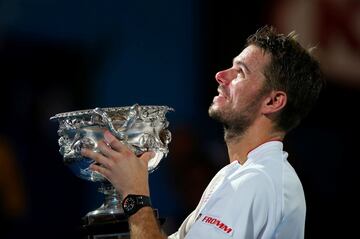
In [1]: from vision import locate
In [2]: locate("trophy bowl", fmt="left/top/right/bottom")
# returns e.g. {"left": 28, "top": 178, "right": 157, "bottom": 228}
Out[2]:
{"left": 50, "top": 104, "right": 173, "bottom": 225}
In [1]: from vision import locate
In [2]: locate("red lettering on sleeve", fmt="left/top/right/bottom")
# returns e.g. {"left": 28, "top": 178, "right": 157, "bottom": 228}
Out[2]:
{"left": 200, "top": 215, "right": 234, "bottom": 235}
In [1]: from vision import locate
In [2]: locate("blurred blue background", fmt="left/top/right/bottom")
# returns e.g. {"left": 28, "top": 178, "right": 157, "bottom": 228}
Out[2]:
{"left": 0, "top": 0, "right": 359, "bottom": 238}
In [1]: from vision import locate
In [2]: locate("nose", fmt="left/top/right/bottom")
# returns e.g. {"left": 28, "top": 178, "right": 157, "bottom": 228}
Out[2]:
{"left": 215, "top": 68, "right": 232, "bottom": 85}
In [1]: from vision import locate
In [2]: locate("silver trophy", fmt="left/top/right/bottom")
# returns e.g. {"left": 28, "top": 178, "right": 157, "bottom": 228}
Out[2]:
{"left": 50, "top": 104, "right": 173, "bottom": 228}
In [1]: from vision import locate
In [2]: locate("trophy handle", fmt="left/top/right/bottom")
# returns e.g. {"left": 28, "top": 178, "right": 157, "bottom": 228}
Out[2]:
{"left": 93, "top": 104, "right": 140, "bottom": 140}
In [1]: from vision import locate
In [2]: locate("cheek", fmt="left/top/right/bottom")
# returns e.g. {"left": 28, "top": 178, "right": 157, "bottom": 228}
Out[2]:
{"left": 229, "top": 89, "right": 244, "bottom": 111}
{"left": 230, "top": 84, "right": 256, "bottom": 108}
{"left": 229, "top": 83, "right": 245, "bottom": 101}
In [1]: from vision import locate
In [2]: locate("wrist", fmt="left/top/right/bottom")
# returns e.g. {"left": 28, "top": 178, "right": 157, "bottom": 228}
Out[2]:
{"left": 122, "top": 187, "right": 150, "bottom": 199}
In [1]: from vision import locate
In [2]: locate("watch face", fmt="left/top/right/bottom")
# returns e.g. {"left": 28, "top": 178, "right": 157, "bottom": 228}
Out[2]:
{"left": 124, "top": 197, "right": 136, "bottom": 211}
{"left": 122, "top": 195, "right": 151, "bottom": 216}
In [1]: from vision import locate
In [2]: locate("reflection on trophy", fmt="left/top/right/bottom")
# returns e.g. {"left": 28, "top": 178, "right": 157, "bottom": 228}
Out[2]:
{"left": 50, "top": 104, "right": 173, "bottom": 238}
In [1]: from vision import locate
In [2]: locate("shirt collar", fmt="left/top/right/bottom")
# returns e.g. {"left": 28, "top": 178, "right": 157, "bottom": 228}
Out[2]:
{"left": 244, "top": 140, "right": 283, "bottom": 165}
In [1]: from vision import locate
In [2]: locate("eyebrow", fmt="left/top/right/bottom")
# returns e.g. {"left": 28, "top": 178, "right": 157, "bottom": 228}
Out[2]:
{"left": 233, "top": 59, "right": 251, "bottom": 74}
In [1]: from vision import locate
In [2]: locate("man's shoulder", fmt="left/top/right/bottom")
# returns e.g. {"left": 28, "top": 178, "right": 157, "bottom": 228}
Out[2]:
{"left": 230, "top": 163, "right": 274, "bottom": 182}
{"left": 225, "top": 166, "right": 276, "bottom": 198}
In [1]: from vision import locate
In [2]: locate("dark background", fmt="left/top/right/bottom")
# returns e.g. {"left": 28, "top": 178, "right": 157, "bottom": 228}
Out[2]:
{"left": 0, "top": 0, "right": 359, "bottom": 238}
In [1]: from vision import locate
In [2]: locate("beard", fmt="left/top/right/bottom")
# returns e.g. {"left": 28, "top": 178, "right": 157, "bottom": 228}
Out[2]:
{"left": 209, "top": 91, "right": 265, "bottom": 143}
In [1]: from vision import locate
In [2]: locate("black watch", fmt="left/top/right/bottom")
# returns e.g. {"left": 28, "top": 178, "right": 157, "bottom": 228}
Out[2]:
{"left": 122, "top": 194, "right": 152, "bottom": 217}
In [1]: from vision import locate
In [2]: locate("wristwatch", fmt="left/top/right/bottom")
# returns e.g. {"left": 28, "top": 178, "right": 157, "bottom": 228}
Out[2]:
{"left": 122, "top": 194, "right": 152, "bottom": 217}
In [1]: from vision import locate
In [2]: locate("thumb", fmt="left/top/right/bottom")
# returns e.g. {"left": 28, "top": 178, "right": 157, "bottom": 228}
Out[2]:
{"left": 140, "top": 151, "right": 155, "bottom": 163}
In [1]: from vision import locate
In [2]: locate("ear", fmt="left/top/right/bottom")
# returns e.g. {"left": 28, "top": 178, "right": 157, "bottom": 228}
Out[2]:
{"left": 262, "top": 90, "right": 287, "bottom": 115}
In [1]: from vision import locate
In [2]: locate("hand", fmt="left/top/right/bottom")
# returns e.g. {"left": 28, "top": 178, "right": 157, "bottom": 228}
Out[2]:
{"left": 81, "top": 130, "right": 154, "bottom": 198}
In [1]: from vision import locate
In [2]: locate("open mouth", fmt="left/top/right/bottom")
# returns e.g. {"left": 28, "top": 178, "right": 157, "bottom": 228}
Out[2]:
{"left": 216, "top": 87, "right": 228, "bottom": 99}
{"left": 213, "top": 91, "right": 228, "bottom": 104}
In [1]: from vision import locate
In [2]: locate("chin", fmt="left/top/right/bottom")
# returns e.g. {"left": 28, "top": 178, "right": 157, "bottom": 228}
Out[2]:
{"left": 208, "top": 103, "right": 224, "bottom": 120}
{"left": 209, "top": 102, "right": 219, "bottom": 113}
{"left": 210, "top": 98, "right": 226, "bottom": 109}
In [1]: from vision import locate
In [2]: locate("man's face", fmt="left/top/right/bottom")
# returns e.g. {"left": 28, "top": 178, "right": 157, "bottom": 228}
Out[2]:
{"left": 209, "top": 45, "right": 271, "bottom": 139}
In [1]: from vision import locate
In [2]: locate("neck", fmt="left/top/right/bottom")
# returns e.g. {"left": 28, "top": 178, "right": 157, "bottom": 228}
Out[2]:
{"left": 225, "top": 123, "right": 284, "bottom": 165}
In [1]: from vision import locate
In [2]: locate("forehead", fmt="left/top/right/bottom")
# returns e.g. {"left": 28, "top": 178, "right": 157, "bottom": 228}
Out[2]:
{"left": 233, "top": 45, "right": 271, "bottom": 73}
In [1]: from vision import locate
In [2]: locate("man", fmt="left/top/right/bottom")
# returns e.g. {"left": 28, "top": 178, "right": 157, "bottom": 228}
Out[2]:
{"left": 81, "top": 25, "right": 324, "bottom": 239}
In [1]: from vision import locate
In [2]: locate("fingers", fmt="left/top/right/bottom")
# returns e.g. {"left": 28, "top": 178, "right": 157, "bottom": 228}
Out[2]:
{"left": 97, "top": 140, "right": 114, "bottom": 158}
{"left": 81, "top": 148, "right": 112, "bottom": 169}
{"left": 140, "top": 151, "right": 155, "bottom": 163}
{"left": 89, "top": 163, "right": 110, "bottom": 179}
{"left": 104, "top": 130, "right": 131, "bottom": 153}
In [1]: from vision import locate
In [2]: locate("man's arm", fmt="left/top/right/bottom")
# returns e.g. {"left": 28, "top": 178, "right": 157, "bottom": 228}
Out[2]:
{"left": 81, "top": 130, "right": 167, "bottom": 239}
{"left": 129, "top": 207, "right": 167, "bottom": 239}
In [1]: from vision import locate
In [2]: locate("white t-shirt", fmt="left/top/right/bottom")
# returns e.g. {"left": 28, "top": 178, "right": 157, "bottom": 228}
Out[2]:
{"left": 168, "top": 141, "right": 306, "bottom": 239}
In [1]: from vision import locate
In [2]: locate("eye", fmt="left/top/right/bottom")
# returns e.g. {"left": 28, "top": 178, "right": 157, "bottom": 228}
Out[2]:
{"left": 236, "top": 68, "right": 245, "bottom": 78}
{"left": 233, "top": 72, "right": 243, "bottom": 83}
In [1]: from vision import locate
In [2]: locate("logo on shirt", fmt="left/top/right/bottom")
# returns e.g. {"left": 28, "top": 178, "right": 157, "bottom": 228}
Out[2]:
{"left": 201, "top": 215, "right": 233, "bottom": 235}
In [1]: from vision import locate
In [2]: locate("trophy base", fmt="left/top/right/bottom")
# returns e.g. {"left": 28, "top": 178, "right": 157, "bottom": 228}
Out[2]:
{"left": 81, "top": 214, "right": 130, "bottom": 239}
{"left": 80, "top": 209, "right": 164, "bottom": 239}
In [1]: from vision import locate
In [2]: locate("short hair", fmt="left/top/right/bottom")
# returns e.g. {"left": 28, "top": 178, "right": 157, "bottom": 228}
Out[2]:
{"left": 246, "top": 25, "right": 324, "bottom": 132}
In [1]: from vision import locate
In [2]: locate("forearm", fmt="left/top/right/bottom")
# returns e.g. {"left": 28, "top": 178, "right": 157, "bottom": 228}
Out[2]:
{"left": 129, "top": 206, "right": 167, "bottom": 239}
